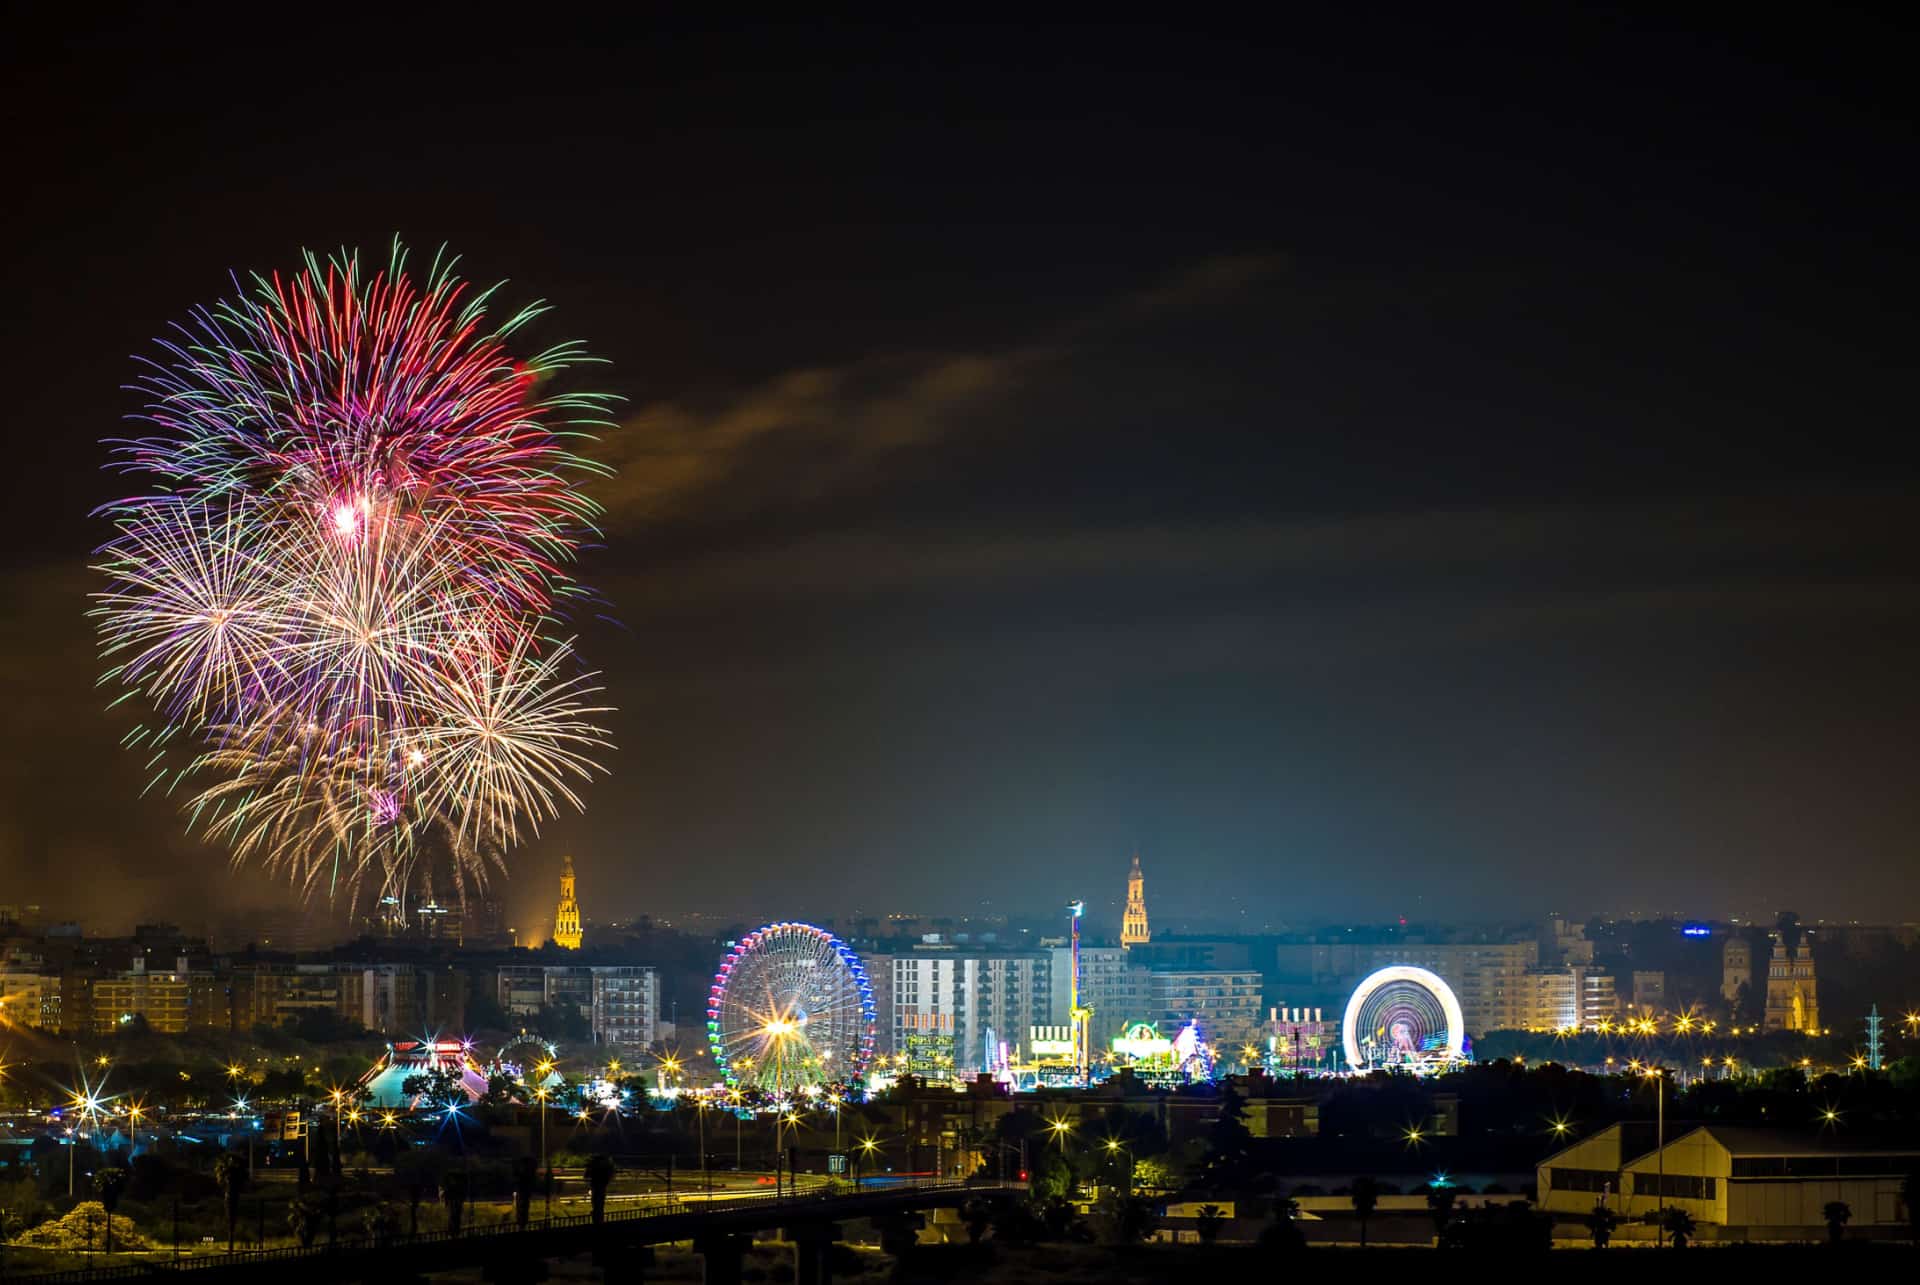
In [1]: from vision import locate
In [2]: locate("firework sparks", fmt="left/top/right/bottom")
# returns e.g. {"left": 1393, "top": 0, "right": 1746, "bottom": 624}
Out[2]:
{"left": 91, "top": 241, "right": 616, "bottom": 911}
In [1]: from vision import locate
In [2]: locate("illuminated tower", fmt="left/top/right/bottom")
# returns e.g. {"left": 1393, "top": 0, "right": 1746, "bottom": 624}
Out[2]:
{"left": 1068, "top": 900, "right": 1091, "bottom": 1081}
{"left": 1121, "top": 853, "right": 1151, "bottom": 948}
{"left": 552, "top": 856, "right": 583, "bottom": 950}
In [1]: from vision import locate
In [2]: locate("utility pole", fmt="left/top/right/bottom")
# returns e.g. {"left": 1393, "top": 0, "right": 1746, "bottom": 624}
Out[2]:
{"left": 1654, "top": 1067, "right": 1666, "bottom": 1248}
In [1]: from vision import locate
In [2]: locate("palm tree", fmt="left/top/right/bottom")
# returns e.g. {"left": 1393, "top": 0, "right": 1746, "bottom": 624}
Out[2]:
{"left": 513, "top": 1156, "right": 537, "bottom": 1229}
{"left": 1349, "top": 1176, "right": 1379, "bottom": 1247}
{"left": 1660, "top": 1206, "right": 1695, "bottom": 1249}
{"left": 91, "top": 1167, "right": 129, "bottom": 1256}
{"left": 1195, "top": 1203, "right": 1226, "bottom": 1246}
{"left": 362, "top": 1204, "right": 397, "bottom": 1247}
{"left": 213, "top": 1152, "right": 247, "bottom": 1251}
{"left": 1425, "top": 1188, "right": 1457, "bottom": 1242}
{"left": 1824, "top": 1200, "right": 1851, "bottom": 1246}
{"left": 1588, "top": 1202, "right": 1619, "bottom": 1249}
{"left": 441, "top": 1170, "right": 468, "bottom": 1237}
{"left": 287, "top": 1192, "right": 327, "bottom": 1249}
{"left": 586, "top": 1154, "right": 616, "bottom": 1227}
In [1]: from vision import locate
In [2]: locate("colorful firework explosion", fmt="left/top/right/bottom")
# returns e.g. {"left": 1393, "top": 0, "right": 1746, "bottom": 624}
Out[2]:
{"left": 90, "top": 242, "right": 615, "bottom": 911}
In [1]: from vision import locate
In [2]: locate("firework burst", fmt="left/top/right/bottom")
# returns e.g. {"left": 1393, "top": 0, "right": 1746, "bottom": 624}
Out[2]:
{"left": 91, "top": 242, "right": 616, "bottom": 911}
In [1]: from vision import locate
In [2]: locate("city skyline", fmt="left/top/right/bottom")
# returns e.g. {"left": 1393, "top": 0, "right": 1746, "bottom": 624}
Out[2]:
{"left": 4, "top": 15, "right": 1918, "bottom": 930}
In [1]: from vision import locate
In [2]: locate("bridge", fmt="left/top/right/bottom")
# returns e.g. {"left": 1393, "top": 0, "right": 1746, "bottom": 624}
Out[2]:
{"left": 14, "top": 1180, "right": 1025, "bottom": 1285}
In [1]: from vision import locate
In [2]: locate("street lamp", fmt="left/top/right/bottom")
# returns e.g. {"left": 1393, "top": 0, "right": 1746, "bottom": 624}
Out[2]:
{"left": 1642, "top": 1064, "right": 1666, "bottom": 1247}
{"left": 534, "top": 1086, "right": 551, "bottom": 1217}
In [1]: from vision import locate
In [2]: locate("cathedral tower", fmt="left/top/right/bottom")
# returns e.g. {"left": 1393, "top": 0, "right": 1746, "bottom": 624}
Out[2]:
{"left": 553, "top": 855, "right": 583, "bottom": 950}
{"left": 1121, "top": 852, "right": 1151, "bottom": 948}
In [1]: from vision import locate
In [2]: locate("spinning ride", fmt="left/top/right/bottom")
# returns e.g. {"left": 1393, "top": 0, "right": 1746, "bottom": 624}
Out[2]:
{"left": 1342, "top": 965, "right": 1466, "bottom": 1072}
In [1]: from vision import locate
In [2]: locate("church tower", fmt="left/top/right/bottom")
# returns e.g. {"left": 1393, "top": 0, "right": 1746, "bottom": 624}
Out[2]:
{"left": 1763, "top": 934, "right": 1819, "bottom": 1032}
{"left": 1121, "top": 853, "right": 1151, "bottom": 948}
{"left": 552, "top": 855, "right": 583, "bottom": 950}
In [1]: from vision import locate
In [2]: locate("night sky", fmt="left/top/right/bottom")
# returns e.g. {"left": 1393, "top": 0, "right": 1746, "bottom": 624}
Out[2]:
{"left": 3, "top": 14, "right": 1915, "bottom": 932}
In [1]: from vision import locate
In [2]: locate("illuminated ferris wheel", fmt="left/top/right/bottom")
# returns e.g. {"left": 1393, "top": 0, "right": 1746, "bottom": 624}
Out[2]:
{"left": 708, "top": 922, "right": 876, "bottom": 1094}
{"left": 1342, "top": 965, "right": 1466, "bottom": 1072}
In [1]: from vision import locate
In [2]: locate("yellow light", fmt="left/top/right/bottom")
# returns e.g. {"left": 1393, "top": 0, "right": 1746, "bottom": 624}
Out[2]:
{"left": 1105, "top": 1139, "right": 1122, "bottom": 1153}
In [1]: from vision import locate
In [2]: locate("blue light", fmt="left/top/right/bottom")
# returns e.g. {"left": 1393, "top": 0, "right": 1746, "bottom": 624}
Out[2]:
{"left": 1681, "top": 924, "right": 1711, "bottom": 938}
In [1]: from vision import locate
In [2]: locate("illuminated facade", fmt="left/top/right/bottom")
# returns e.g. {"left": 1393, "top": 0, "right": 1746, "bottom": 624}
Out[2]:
{"left": 1148, "top": 968, "right": 1263, "bottom": 1050}
{"left": 1519, "top": 964, "right": 1619, "bottom": 1031}
{"left": 1121, "top": 853, "right": 1151, "bottom": 947}
{"left": 552, "top": 855, "right": 583, "bottom": 950}
{"left": 869, "top": 948, "right": 1050, "bottom": 1068}
{"left": 91, "top": 956, "right": 195, "bottom": 1034}
{"left": 1763, "top": 937, "right": 1819, "bottom": 1032}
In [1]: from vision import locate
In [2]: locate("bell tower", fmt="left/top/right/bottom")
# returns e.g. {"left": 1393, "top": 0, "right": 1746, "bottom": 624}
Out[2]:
{"left": 1121, "top": 852, "right": 1151, "bottom": 948}
{"left": 553, "top": 855, "right": 583, "bottom": 950}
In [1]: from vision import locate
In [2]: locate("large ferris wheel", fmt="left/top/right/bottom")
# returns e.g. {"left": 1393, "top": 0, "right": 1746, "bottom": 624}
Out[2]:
{"left": 1342, "top": 965, "right": 1467, "bottom": 1072}
{"left": 708, "top": 923, "right": 876, "bottom": 1093}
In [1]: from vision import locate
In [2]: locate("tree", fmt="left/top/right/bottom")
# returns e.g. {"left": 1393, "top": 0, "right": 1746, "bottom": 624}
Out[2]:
{"left": 1259, "top": 1197, "right": 1304, "bottom": 1257}
{"left": 1195, "top": 1203, "right": 1226, "bottom": 1246}
{"left": 441, "top": 1170, "right": 468, "bottom": 1236}
{"left": 1660, "top": 1206, "right": 1695, "bottom": 1249}
{"left": 401, "top": 1066, "right": 468, "bottom": 1111}
{"left": 91, "top": 1167, "right": 129, "bottom": 1256}
{"left": 586, "top": 1154, "right": 615, "bottom": 1227}
{"left": 362, "top": 1203, "right": 397, "bottom": 1246}
{"left": 394, "top": 1155, "right": 436, "bottom": 1237}
{"left": 534, "top": 1000, "right": 591, "bottom": 1043}
{"left": 513, "top": 1155, "right": 537, "bottom": 1229}
{"left": 287, "top": 1192, "right": 327, "bottom": 1249}
{"left": 960, "top": 1197, "right": 993, "bottom": 1245}
{"left": 1425, "top": 1187, "right": 1457, "bottom": 1241}
{"left": 1097, "top": 1192, "right": 1158, "bottom": 1245}
{"left": 466, "top": 988, "right": 510, "bottom": 1033}
{"left": 284, "top": 1007, "right": 366, "bottom": 1045}
{"left": 1588, "top": 1202, "right": 1619, "bottom": 1249}
{"left": 1824, "top": 1199, "right": 1851, "bottom": 1245}
{"left": 1030, "top": 1149, "right": 1074, "bottom": 1204}
{"left": 213, "top": 1152, "right": 248, "bottom": 1251}
{"left": 1349, "top": 1176, "right": 1380, "bottom": 1248}
{"left": 1200, "top": 1086, "right": 1256, "bottom": 1189}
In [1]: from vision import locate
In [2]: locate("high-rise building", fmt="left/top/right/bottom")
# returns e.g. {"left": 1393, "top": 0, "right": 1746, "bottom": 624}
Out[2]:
{"left": 1519, "top": 965, "right": 1620, "bottom": 1031}
{"left": 1121, "top": 853, "right": 1151, "bottom": 948}
{"left": 1147, "top": 968, "right": 1263, "bottom": 1050}
{"left": 867, "top": 947, "right": 1052, "bottom": 1069}
{"left": 1721, "top": 936, "right": 1753, "bottom": 1004}
{"left": 1047, "top": 945, "right": 1146, "bottom": 1038}
{"left": 1272, "top": 937, "right": 1542, "bottom": 1037}
{"left": 1631, "top": 970, "right": 1667, "bottom": 1013}
{"left": 553, "top": 856, "right": 583, "bottom": 950}
{"left": 1763, "top": 937, "right": 1819, "bottom": 1032}
{"left": 492, "top": 964, "right": 659, "bottom": 1050}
